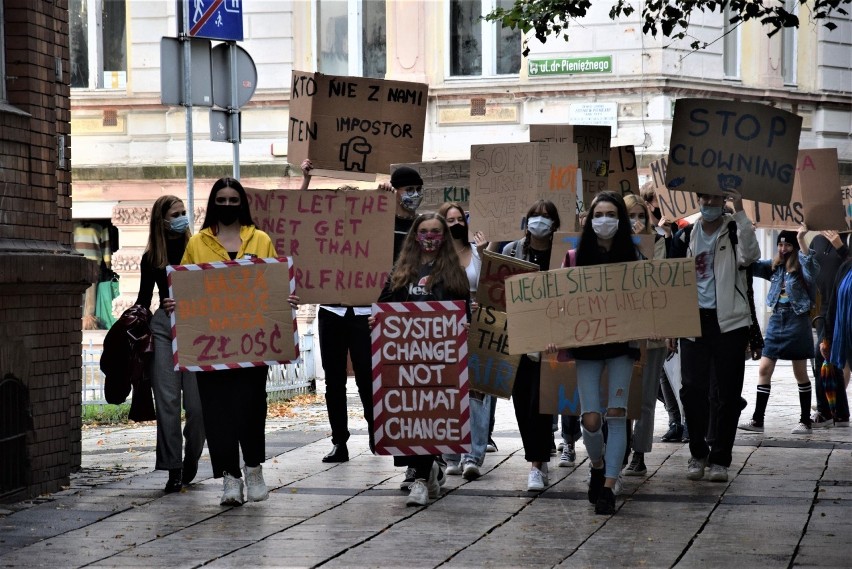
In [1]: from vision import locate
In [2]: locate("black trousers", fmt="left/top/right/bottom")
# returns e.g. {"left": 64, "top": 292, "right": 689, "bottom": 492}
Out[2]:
{"left": 196, "top": 366, "right": 268, "bottom": 478}
{"left": 318, "top": 308, "right": 374, "bottom": 444}
{"left": 680, "top": 309, "right": 749, "bottom": 468}
{"left": 512, "top": 355, "right": 552, "bottom": 463}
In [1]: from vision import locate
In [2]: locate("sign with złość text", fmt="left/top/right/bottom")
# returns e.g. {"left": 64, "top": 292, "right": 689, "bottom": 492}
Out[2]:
{"left": 666, "top": 98, "right": 802, "bottom": 205}
{"left": 469, "top": 142, "right": 578, "bottom": 241}
{"left": 371, "top": 301, "right": 471, "bottom": 455}
{"left": 504, "top": 259, "right": 701, "bottom": 354}
{"left": 167, "top": 257, "right": 298, "bottom": 371}
{"left": 246, "top": 188, "right": 395, "bottom": 306}
{"left": 289, "top": 71, "right": 428, "bottom": 179}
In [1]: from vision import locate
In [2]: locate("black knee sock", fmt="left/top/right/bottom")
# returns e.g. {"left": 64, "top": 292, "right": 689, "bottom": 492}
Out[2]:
{"left": 753, "top": 385, "right": 771, "bottom": 423}
{"left": 798, "top": 382, "right": 812, "bottom": 423}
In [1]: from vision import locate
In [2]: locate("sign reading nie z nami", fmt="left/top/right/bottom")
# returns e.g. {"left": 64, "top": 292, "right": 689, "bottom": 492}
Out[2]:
{"left": 504, "top": 260, "right": 701, "bottom": 354}
{"left": 371, "top": 301, "right": 471, "bottom": 456}
{"left": 167, "top": 257, "right": 298, "bottom": 371}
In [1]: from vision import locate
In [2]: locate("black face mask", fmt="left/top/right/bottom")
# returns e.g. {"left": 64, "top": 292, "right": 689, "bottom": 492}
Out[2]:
{"left": 449, "top": 223, "right": 468, "bottom": 242}
{"left": 217, "top": 205, "right": 240, "bottom": 226}
{"left": 652, "top": 207, "right": 662, "bottom": 220}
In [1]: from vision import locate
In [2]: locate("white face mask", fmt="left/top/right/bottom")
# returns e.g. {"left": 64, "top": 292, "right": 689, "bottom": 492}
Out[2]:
{"left": 527, "top": 216, "right": 553, "bottom": 238}
{"left": 592, "top": 216, "right": 619, "bottom": 240}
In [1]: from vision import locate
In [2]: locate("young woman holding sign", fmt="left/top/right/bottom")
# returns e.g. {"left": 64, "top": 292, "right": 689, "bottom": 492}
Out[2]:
{"left": 739, "top": 227, "right": 819, "bottom": 435}
{"left": 182, "top": 177, "right": 300, "bottom": 507}
{"left": 437, "top": 202, "right": 491, "bottom": 480}
{"left": 135, "top": 195, "right": 205, "bottom": 494}
{"left": 567, "top": 191, "right": 640, "bottom": 515}
{"left": 621, "top": 194, "right": 668, "bottom": 478}
{"left": 376, "top": 212, "right": 470, "bottom": 506}
{"left": 501, "top": 200, "right": 561, "bottom": 492}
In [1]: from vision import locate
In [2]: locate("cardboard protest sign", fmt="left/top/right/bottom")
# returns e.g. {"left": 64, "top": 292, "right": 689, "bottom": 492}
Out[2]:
{"left": 504, "top": 259, "right": 701, "bottom": 354}
{"left": 247, "top": 188, "right": 394, "bottom": 305}
{"left": 289, "top": 71, "right": 428, "bottom": 179}
{"left": 794, "top": 149, "right": 845, "bottom": 231}
{"left": 391, "top": 161, "right": 469, "bottom": 212}
{"left": 666, "top": 98, "right": 802, "bottom": 205}
{"left": 548, "top": 232, "right": 656, "bottom": 270}
{"left": 844, "top": 186, "right": 852, "bottom": 231}
{"left": 651, "top": 157, "right": 701, "bottom": 220}
{"left": 468, "top": 305, "right": 520, "bottom": 399}
{"left": 539, "top": 352, "right": 643, "bottom": 418}
{"left": 168, "top": 258, "right": 298, "bottom": 371}
{"left": 743, "top": 176, "right": 804, "bottom": 229}
{"left": 609, "top": 145, "right": 639, "bottom": 196}
{"left": 469, "top": 142, "right": 579, "bottom": 241}
{"left": 476, "top": 249, "right": 539, "bottom": 312}
{"left": 371, "top": 301, "right": 471, "bottom": 455}
{"left": 530, "top": 124, "right": 611, "bottom": 209}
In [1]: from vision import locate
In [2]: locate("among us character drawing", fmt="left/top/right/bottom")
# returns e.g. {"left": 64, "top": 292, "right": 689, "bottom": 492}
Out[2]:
{"left": 339, "top": 136, "right": 372, "bottom": 172}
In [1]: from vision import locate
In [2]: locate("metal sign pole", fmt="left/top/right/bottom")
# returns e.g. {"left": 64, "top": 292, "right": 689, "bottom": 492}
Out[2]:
{"left": 182, "top": 0, "right": 195, "bottom": 227}
{"left": 229, "top": 41, "right": 240, "bottom": 180}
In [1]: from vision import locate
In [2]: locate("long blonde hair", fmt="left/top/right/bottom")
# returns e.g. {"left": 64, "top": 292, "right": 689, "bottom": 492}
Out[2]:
{"left": 144, "top": 195, "right": 191, "bottom": 268}
{"left": 623, "top": 193, "right": 652, "bottom": 235}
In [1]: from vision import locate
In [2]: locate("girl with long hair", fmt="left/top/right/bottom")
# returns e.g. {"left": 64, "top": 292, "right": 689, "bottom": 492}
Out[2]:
{"left": 377, "top": 212, "right": 470, "bottom": 506}
{"left": 569, "top": 191, "right": 640, "bottom": 515}
{"left": 182, "top": 177, "right": 299, "bottom": 506}
{"left": 739, "top": 226, "right": 819, "bottom": 434}
{"left": 621, "top": 194, "right": 667, "bottom": 478}
{"left": 134, "top": 195, "right": 204, "bottom": 493}
{"left": 436, "top": 202, "right": 491, "bottom": 480}
{"left": 502, "top": 200, "right": 561, "bottom": 492}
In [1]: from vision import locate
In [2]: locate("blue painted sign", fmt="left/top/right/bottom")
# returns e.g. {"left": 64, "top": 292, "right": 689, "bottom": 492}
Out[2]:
{"left": 188, "top": 0, "right": 243, "bottom": 42}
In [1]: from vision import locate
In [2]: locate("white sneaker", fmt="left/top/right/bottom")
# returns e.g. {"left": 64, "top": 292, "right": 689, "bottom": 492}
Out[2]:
{"left": 399, "top": 466, "right": 416, "bottom": 491}
{"left": 686, "top": 456, "right": 707, "bottom": 480}
{"left": 613, "top": 474, "right": 624, "bottom": 496}
{"left": 791, "top": 421, "right": 813, "bottom": 435}
{"left": 243, "top": 465, "right": 269, "bottom": 502}
{"left": 220, "top": 472, "right": 244, "bottom": 506}
{"left": 708, "top": 464, "right": 728, "bottom": 482}
{"left": 445, "top": 462, "right": 463, "bottom": 475}
{"left": 462, "top": 462, "right": 481, "bottom": 480}
{"left": 406, "top": 479, "right": 428, "bottom": 506}
{"left": 527, "top": 467, "right": 546, "bottom": 491}
{"left": 427, "top": 462, "right": 441, "bottom": 498}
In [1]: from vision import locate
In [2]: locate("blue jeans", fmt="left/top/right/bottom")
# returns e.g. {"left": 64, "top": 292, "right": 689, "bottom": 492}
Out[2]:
{"left": 444, "top": 392, "right": 491, "bottom": 467}
{"left": 576, "top": 355, "right": 633, "bottom": 479}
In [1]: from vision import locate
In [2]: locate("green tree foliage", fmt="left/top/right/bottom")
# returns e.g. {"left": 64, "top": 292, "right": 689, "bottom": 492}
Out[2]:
{"left": 485, "top": 0, "right": 850, "bottom": 55}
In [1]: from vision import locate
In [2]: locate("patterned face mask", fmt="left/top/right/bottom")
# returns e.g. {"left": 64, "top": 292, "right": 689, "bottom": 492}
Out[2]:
{"left": 416, "top": 232, "right": 444, "bottom": 252}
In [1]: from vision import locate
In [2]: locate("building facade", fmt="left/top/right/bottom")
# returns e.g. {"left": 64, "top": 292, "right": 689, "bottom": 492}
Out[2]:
{"left": 0, "top": 0, "right": 98, "bottom": 501}
{"left": 70, "top": 1, "right": 850, "bottom": 323}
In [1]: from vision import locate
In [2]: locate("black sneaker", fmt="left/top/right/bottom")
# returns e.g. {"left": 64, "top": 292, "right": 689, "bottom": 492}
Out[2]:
{"left": 588, "top": 466, "right": 606, "bottom": 504}
{"left": 623, "top": 452, "right": 647, "bottom": 476}
{"left": 595, "top": 487, "right": 616, "bottom": 515}
{"left": 661, "top": 422, "right": 683, "bottom": 442}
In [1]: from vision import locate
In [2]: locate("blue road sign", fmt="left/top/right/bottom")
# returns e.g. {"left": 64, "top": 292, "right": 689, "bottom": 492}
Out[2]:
{"left": 188, "top": 0, "right": 243, "bottom": 42}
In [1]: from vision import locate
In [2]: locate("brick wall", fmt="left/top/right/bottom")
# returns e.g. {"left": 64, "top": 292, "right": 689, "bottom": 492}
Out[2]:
{"left": 0, "top": 1, "right": 98, "bottom": 501}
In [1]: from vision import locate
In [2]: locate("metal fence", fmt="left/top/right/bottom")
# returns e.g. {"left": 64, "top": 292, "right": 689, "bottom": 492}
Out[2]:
{"left": 82, "top": 331, "right": 316, "bottom": 405}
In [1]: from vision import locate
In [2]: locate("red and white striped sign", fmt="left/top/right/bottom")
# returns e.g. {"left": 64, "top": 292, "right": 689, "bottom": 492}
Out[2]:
{"left": 167, "top": 257, "right": 299, "bottom": 372}
{"left": 371, "top": 301, "right": 471, "bottom": 456}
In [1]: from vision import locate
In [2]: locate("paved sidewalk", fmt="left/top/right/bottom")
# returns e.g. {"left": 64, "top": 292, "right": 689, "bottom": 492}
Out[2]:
{"left": 2, "top": 360, "right": 851, "bottom": 568}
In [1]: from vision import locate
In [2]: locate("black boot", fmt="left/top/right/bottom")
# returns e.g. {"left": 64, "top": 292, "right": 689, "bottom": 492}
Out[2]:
{"left": 165, "top": 468, "right": 182, "bottom": 493}
{"left": 595, "top": 487, "right": 616, "bottom": 515}
{"left": 661, "top": 422, "right": 683, "bottom": 442}
{"left": 588, "top": 465, "right": 605, "bottom": 504}
{"left": 322, "top": 443, "right": 349, "bottom": 463}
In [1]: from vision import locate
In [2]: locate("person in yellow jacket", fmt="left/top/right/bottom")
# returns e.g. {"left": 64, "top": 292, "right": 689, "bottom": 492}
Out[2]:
{"left": 182, "top": 177, "right": 299, "bottom": 506}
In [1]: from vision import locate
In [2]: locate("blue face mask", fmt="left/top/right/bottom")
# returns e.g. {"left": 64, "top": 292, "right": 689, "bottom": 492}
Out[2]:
{"left": 700, "top": 205, "right": 724, "bottom": 222}
{"left": 169, "top": 215, "right": 189, "bottom": 233}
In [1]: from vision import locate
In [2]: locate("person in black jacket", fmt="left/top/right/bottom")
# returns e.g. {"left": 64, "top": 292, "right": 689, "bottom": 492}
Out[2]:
{"left": 134, "top": 195, "right": 205, "bottom": 493}
{"left": 376, "top": 212, "right": 470, "bottom": 506}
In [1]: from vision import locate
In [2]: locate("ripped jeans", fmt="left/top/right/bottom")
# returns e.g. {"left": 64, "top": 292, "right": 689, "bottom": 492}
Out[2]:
{"left": 576, "top": 355, "right": 633, "bottom": 479}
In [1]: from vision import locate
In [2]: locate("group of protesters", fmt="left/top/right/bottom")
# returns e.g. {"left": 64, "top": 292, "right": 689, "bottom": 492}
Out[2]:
{"left": 134, "top": 163, "right": 851, "bottom": 514}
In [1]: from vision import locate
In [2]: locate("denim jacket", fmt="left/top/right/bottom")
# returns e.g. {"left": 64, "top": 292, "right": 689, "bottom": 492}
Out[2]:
{"left": 753, "top": 250, "right": 819, "bottom": 315}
